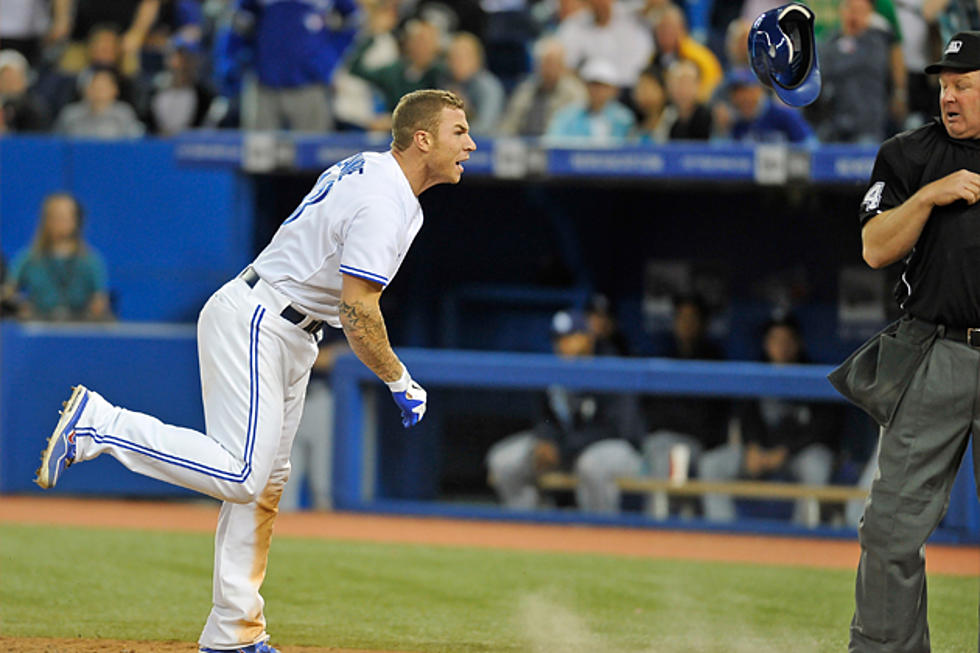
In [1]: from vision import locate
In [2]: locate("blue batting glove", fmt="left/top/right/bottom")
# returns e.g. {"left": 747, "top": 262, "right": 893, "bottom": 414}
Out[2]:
{"left": 386, "top": 366, "right": 427, "bottom": 428}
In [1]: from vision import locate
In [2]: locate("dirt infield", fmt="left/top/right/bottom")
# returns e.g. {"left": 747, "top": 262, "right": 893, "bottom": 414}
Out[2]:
{"left": 0, "top": 637, "right": 401, "bottom": 653}
{"left": 2, "top": 496, "right": 977, "bottom": 652}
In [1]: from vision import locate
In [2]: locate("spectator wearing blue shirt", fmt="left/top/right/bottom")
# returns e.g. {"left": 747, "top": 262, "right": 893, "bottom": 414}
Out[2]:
{"left": 718, "top": 68, "right": 816, "bottom": 144}
{"left": 545, "top": 57, "right": 635, "bottom": 144}
{"left": 216, "top": 0, "right": 359, "bottom": 131}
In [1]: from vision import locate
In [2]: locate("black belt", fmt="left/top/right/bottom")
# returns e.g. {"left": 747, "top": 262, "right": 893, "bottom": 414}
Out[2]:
{"left": 239, "top": 267, "right": 324, "bottom": 335}
{"left": 941, "top": 325, "right": 980, "bottom": 347}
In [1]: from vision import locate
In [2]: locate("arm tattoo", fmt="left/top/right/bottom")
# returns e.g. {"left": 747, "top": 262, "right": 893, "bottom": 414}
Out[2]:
{"left": 339, "top": 298, "right": 403, "bottom": 382}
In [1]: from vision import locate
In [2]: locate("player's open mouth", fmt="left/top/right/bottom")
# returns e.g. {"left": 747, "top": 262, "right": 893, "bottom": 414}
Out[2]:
{"left": 947, "top": 110, "right": 960, "bottom": 121}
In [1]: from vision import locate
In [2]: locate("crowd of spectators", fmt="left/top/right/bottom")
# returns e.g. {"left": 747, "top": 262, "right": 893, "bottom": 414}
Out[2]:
{"left": 0, "top": 0, "right": 959, "bottom": 144}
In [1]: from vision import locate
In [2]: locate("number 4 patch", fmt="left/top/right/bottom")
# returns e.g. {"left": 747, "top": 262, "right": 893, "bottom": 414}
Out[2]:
{"left": 862, "top": 181, "right": 885, "bottom": 212}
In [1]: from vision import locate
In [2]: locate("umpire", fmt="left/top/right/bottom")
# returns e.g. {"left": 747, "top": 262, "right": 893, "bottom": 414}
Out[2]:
{"left": 830, "top": 31, "right": 980, "bottom": 653}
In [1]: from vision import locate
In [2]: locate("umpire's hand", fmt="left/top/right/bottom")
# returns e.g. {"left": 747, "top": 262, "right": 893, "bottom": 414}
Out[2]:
{"left": 926, "top": 169, "right": 980, "bottom": 207}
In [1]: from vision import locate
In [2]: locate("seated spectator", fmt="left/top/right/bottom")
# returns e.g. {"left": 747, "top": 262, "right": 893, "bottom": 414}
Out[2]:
{"left": 5, "top": 193, "right": 112, "bottom": 322}
{"left": 545, "top": 58, "right": 635, "bottom": 144}
{"left": 55, "top": 67, "right": 145, "bottom": 138}
{"left": 698, "top": 314, "right": 843, "bottom": 525}
{"left": 813, "top": 0, "right": 899, "bottom": 143}
{"left": 585, "top": 293, "right": 631, "bottom": 356}
{"left": 714, "top": 69, "right": 815, "bottom": 144}
{"left": 147, "top": 35, "right": 216, "bottom": 135}
{"left": 443, "top": 32, "right": 505, "bottom": 136}
{"left": 631, "top": 67, "right": 668, "bottom": 143}
{"left": 649, "top": 4, "right": 723, "bottom": 104}
{"left": 35, "top": 23, "right": 145, "bottom": 122}
{"left": 498, "top": 37, "right": 587, "bottom": 137}
{"left": 78, "top": 23, "right": 145, "bottom": 116}
{"left": 555, "top": 0, "right": 653, "bottom": 89}
{"left": 723, "top": 17, "right": 753, "bottom": 71}
{"left": 0, "top": 49, "right": 51, "bottom": 133}
{"left": 641, "top": 294, "right": 729, "bottom": 517}
{"left": 347, "top": 18, "right": 446, "bottom": 132}
{"left": 486, "top": 309, "right": 644, "bottom": 513}
{"left": 661, "top": 59, "right": 712, "bottom": 141}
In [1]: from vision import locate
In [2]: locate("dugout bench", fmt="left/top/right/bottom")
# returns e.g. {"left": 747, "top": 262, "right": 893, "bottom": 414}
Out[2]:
{"left": 536, "top": 472, "right": 869, "bottom": 528}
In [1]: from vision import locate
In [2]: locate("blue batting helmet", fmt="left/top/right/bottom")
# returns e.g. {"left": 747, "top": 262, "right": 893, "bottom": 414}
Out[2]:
{"left": 748, "top": 3, "right": 821, "bottom": 107}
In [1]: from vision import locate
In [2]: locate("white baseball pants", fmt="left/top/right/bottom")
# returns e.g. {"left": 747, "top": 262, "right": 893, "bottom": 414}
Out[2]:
{"left": 72, "top": 276, "right": 320, "bottom": 649}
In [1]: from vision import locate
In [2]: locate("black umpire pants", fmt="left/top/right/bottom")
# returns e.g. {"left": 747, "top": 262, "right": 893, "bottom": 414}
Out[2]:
{"left": 849, "top": 319, "right": 980, "bottom": 652}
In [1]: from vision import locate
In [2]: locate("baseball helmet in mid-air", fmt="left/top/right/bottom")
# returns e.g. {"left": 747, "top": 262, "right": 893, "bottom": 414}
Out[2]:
{"left": 748, "top": 2, "right": 821, "bottom": 107}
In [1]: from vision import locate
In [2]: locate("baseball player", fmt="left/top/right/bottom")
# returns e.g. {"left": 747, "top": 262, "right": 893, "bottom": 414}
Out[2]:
{"left": 34, "top": 89, "right": 476, "bottom": 653}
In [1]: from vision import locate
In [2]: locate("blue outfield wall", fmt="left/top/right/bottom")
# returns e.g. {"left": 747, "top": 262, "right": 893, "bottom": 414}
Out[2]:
{"left": 0, "top": 137, "right": 255, "bottom": 321}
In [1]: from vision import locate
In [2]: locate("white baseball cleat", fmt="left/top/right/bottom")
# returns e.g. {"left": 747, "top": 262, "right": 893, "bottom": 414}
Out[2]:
{"left": 35, "top": 385, "right": 90, "bottom": 489}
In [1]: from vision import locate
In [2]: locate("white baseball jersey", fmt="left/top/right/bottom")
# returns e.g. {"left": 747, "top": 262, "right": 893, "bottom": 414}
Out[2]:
{"left": 251, "top": 150, "right": 423, "bottom": 326}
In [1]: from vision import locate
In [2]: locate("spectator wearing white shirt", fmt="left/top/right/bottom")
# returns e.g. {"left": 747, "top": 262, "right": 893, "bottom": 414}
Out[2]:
{"left": 55, "top": 67, "right": 144, "bottom": 138}
{"left": 555, "top": 0, "right": 654, "bottom": 88}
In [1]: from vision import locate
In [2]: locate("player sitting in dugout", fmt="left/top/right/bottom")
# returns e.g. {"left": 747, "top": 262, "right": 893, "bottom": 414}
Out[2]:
{"left": 486, "top": 309, "right": 644, "bottom": 513}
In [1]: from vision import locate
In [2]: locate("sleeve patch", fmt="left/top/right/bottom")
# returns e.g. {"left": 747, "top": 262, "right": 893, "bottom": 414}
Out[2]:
{"left": 861, "top": 181, "right": 885, "bottom": 213}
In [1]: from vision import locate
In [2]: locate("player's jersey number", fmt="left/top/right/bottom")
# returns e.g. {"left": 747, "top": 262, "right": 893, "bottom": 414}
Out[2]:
{"left": 283, "top": 153, "right": 366, "bottom": 225}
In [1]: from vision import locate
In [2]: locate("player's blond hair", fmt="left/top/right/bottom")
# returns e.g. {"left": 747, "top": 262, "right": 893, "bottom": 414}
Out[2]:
{"left": 391, "top": 90, "right": 465, "bottom": 152}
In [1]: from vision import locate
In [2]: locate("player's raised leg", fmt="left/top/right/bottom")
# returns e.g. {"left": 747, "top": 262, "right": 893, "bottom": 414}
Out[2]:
{"left": 34, "top": 280, "right": 309, "bottom": 504}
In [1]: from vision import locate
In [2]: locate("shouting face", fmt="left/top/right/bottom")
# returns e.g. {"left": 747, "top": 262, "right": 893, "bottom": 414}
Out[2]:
{"left": 426, "top": 106, "right": 477, "bottom": 185}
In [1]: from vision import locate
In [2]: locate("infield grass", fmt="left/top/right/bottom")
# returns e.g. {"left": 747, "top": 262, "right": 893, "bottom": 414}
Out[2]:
{"left": 1, "top": 523, "right": 976, "bottom": 652}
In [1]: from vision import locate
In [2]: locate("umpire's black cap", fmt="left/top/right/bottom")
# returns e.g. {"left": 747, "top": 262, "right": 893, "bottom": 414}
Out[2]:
{"left": 925, "top": 31, "right": 980, "bottom": 74}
